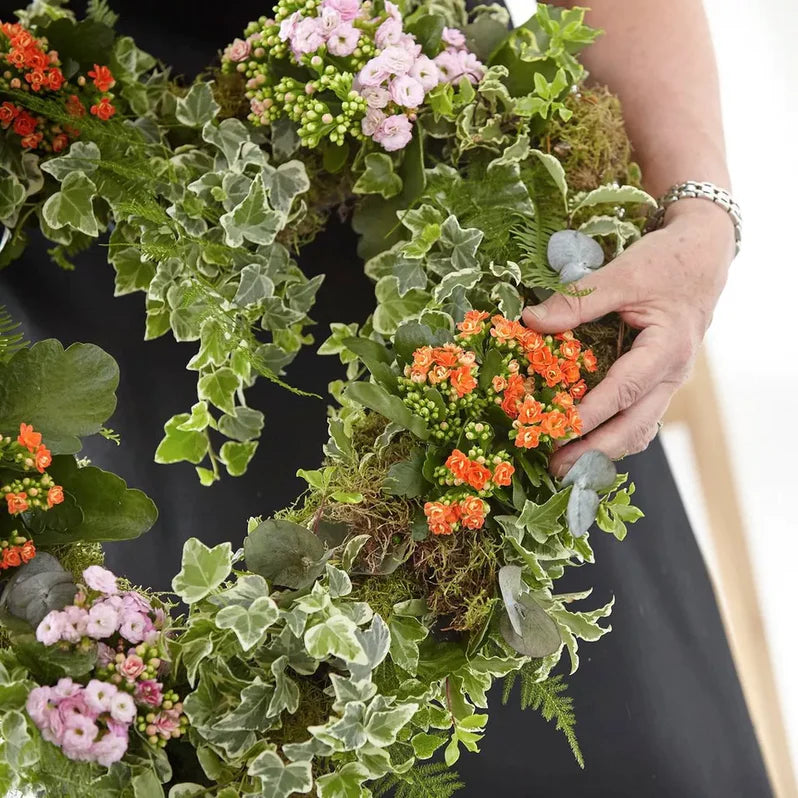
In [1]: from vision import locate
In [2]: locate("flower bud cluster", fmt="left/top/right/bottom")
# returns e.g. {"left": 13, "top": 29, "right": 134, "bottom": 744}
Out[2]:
{"left": 222, "top": 0, "right": 484, "bottom": 153}
{"left": 30, "top": 566, "right": 187, "bottom": 764}
{"left": 0, "top": 21, "right": 116, "bottom": 152}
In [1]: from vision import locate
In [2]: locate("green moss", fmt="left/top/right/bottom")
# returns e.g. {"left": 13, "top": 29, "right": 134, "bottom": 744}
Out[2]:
{"left": 349, "top": 570, "right": 421, "bottom": 621}
{"left": 45, "top": 542, "right": 105, "bottom": 584}
{"left": 544, "top": 85, "right": 637, "bottom": 192}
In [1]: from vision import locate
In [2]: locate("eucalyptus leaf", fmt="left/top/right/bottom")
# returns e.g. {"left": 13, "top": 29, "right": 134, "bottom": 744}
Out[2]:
{"left": 2, "top": 553, "right": 76, "bottom": 628}
{"left": 566, "top": 484, "right": 601, "bottom": 539}
{"left": 499, "top": 593, "right": 562, "bottom": 658}
{"left": 561, "top": 450, "right": 617, "bottom": 490}
{"left": 244, "top": 519, "right": 326, "bottom": 589}
{"left": 547, "top": 229, "right": 604, "bottom": 284}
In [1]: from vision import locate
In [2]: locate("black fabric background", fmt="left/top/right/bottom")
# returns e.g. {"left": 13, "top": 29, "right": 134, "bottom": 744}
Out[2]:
{"left": 0, "top": 1, "right": 772, "bottom": 794}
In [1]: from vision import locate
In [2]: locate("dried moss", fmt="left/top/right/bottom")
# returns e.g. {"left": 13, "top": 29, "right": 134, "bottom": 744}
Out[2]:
{"left": 45, "top": 541, "right": 105, "bottom": 584}
{"left": 544, "top": 85, "right": 637, "bottom": 192}
{"left": 576, "top": 314, "right": 637, "bottom": 388}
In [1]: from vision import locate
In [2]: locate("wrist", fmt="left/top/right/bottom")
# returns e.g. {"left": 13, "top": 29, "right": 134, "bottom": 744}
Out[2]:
{"left": 664, "top": 199, "right": 737, "bottom": 267}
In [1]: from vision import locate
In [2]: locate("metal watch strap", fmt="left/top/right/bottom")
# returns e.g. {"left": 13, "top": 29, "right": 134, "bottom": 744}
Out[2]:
{"left": 646, "top": 180, "right": 742, "bottom": 255}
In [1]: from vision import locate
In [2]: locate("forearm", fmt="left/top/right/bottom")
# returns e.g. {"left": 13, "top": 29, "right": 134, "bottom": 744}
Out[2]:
{"left": 551, "top": 0, "right": 730, "bottom": 198}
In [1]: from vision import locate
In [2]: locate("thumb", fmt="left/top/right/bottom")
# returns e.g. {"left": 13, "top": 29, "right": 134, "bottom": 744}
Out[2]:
{"left": 521, "top": 271, "right": 625, "bottom": 333}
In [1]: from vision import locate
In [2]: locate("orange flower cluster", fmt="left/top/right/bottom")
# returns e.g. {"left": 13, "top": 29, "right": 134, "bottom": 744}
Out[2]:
{"left": 403, "top": 343, "right": 478, "bottom": 398}
{"left": 424, "top": 495, "right": 489, "bottom": 536}
{"left": 1, "top": 423, "right": 64, "bottom": 518}
{"left": 0, "top": 540, "right": 36, "bottom": 570}
{"left": 0, "top": 21, "right": 115, "bottom": 151}
{"left": 444, "top": 449, "right": 514, "bottom": 491}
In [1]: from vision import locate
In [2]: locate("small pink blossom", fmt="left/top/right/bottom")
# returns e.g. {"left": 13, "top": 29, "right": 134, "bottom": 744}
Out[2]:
{"left": 456, "top": 49, "right": 485, "bottom": 83}
{"left": 87, "top": 602, "right": 119, "bottom": 639}
{"left": 384, "top": 0, "right": 401, "bottom": 22}
{"left": 84, "top": 679, "right": 117, "bottom": 714}
{"left": 135, "top": 679, "right": 164, "bottom": 708}
{"left": 279, "top": 11, "right": 302, "bottom": 42}
{"left": 361, "top": 107, "right": 386, "bottom": 137}
{"left": 53, "top": 678, "right": 81, "bottom": 700}
{"left": 121, "top": 591, "right": 152, "bottom": 614}
{"left": 373, "top": 113, "right": 413, "bottom": 151}
{"left": 26, "top": 686, "right": 53, "bottom": 726}
{"left": 83, "top": 566, "right": 118, "bottom": 595}
{"left": 154, "top": 708, "right": 181, "bottom": 738}
{"left": 97, "top": 642, "right": 117, "bottom": 668}
{"left": 322, "top": 0, "right": 360, "bottom": 22}
{"left": 409, "top": 55, "right": 440, "bottom": 92}
{"left": 376, "top": 45, "right": 414, "bottom": 76}
{"left": 119, "top": 610, "right": 152, "bottom": 644}
{"left": 357, "top": 58, "right": 390, "bottom": 87}
{"left": 395, "top": 33, "right": 422, "bottom": 59}
{"left": 291, "top": 16, "right": 325, "bottom": 55}
{"left": 360, "top": 85, "right": 390, "bottom": 109}
{"left": 375, "top": 17, "right": 402, "bottom": 48}
{"left": 327, "top": 23, "right": 361, "bottom": 56}
{"left": 224, "top": 37, "right": 251, "bottom": 62}
{"left": 109, "top": 691, "right": 136, "bottom": 724}
{"left": 389, "top": 74, "right": 425, "bottom": 108}
{"left": 36, "top": 610, "right": 65, "bottom": 646}
{"left": 62, "top": 714, "right": 99, "bottom": 755}
{"left": 441, "top": 27, "right": 466, "bottom": 48}
{"left": 434, "top": 49, "right": 464, "bottom": 83}
{"left": 318, "top": 7, "right": 342, "bottom": 37}
{"left": 91, "top": 731, "right": 128, "bottom": 767}
{"left": 118, "top": 654, "right": 146, "bottom": 682}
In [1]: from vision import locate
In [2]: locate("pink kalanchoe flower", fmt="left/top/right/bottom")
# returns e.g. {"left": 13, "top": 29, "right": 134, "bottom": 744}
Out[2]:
{"left": 106, "top": 718, "right": 129, "bottom": 738}
{"left": 91, "top": 731, "right": 128, "bottom": 767}
{"left": 361, "top": 107, "right": 386, "bottom": 137}
{"left": 373, "top": 113, "right": 414, "bottom": 151}
{"left": 375, "top": 17, "right": 402, "bottom": 49}
{"left": 456, "top": 49, "right": 485, "bottom": 83}
{"left": 84, "top": 679, "right": 117, "bottom": 715}
{"left": 357, "top": 58, "right": 390, "bottom": 87}
{"left": 109, "top": 691, "right": 136, "bottom": 724}
{"left": 441, "top": 26, "right": 466, "bottom": 48}
{"left": 121, "top": 590, "right": 152, "bottom": 614}
{"left": 291, "top": 16, "right": 325, "bottom": 55}
{"left": 389, "top": 74, "right": 425, "bottom": 108}
{"left": 135, "top": 679, "right": 164, "bottom": 708}
{"left": 154, "top": 708, "right": 181, "bottom": 738}
{"left": 384, "top": 0, "right": 401, "bottom": 22}
{"left": 53, "top": 678, "right": 81, "bottom": 700}
{"left": 360, "top": 85, "right": 390, "bottom": 109}
{"left": 318, "top": 7, "right": 342, "bottom": 38}
{"left": 152, "top": 606, "right": 166, "bottom": 630}
{"left": 434, "top": 48, "right": 464, "bottom": 83}
{"left": 409, "top": 55, "right": 440, "bottom": 92}
{"left": 376, "top": 45, "right": 414, "bottom": 76}
{"left": 45, "top": 707, "right": 65, "bottom": 745}
{"left": 86, "top": 602, "right": 119, "bottom": 640}
{"left": 37, "top": 610, "right": 65, "bottom": 646}
{"left": 322, "top": 0, "right": 360, "bottom": 22}
{"left": 278, "top": 10, "right": 302, "bottom": 42}
{"left": 395, "top": 33, "right": 422, "bottom": 59}
{"left": 61, "top": 714, "right": 99, "bottom": 756}
{"left": 327, "top": 23, "right": 361, "bottom": 56}
{"left": 224, "top": 37, "right": 251, "bottom": 62}
{"left": 97, "top": 642, "right": 117, "bottom": 668}
{"left": 118, "top": 654, "right": 146, "bottom": 682}
{"left": 63, "top": 604, "right": 90, "bottom": 640}
{"left": 119, "top": 610, "right": 152, "bottom": 644}
{"left": 83, "top": 565, "right": 118, "bottom": 595}
{"left": 26, "top": 686, "right": 53, "bottom": 727}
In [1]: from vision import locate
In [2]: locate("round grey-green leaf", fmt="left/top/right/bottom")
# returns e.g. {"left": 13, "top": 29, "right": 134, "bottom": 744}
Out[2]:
{"left": 2, "top": 553, "right": 76, "bottom": 628}
{"left": 499, "top": 593, "right": 562, "bottom": 658}
{"left": 561, "top": 449, "right": 617, "bottom": 490}
{"left": 547, "top": 230, "right": 604, "bottom": 283}
{"left": 566, "top": 484, "right": 601, "bottom": 539}
{"left": 244, "top": 519, "right": 326, "bottom": 589}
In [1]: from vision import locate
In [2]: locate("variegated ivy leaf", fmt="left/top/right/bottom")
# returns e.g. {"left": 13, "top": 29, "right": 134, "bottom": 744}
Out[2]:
{"left": 219, "top": 440, "right": 258, "bottom": 476}
{"left": 42, "top": 172, "right": 100, "bottom": 237}
{"left": 326, "top": 563, "right": 352, "bottom": 598}
{"left": 579, "top": 215, "right": 641, "bottom": 255}
{"left": 305, "top": 613, "right": 369, "bottom": 665}
{"left": 489, "top": 260, "right": 522, "bottom": 284}
{"left": 571, "top": 184, "right": 656, "bottom": 214}
{"left": 432, "top": 267, "right": 481, "bottom": 302}
{"left": 439, "top": 215, "right": 483, "bottom": 271}
{"left": 261, "top": 160, "right": 310, "bottom": 214}
{"left": 155, "top": 413, "right": 209, "bottom": 465}
{"left": 315, "top": 763, "right": 370, "bottom": 798}
{"left": 176, "top": 82, "right": 221, "bottom": 128}
{"left": 372, "top": 276, "right": 431, "bottom": 336}
{"left": 528, "top": 148, "right": 569, "bottom": 203}
{"left": 220, "top": 175, "right": 283, "bottom": 248}
{"left": 547, "top": 229, "right": 604, "bottom": 284}
{"left": 215, "top": 677, "right": 274, "bottom": 731}
{"left": 348, "top": 615, "right": 391, "bottom": 681}
{"left": 0, "top": 174, "right": 27, "bottom": 227}
{"left": 364, "top": 695, "right": 419, "bottom": 748}
{"left": 353, "top": 153, "right": 403, "bottom": 199}
{"left": 218, "top": 406, "right": 265, "bottom": 442}
{"left": 40, "top": 141, "right": 101, "bottom": 181}
{"left": 171, "top": 538, "right": 232, "bottom": 604}
{"left": 329, "top": 673, "right": 378, "bottom": 713}
{"left": 268, "top": 655, "right": 301, "bottom": 717}
{"left": 197, "top": 367, "right": 239, "bottom": 415}
{"left": 216, "top": 594, "right": 279, "bottom": 650}
{"left": 202, "top": 118, "right": 250, "bottom": 167}
{"left": 247, "top": 750, "right": 313, "bottom": 798}
{"left": 388, "top": 615, "right": 428, "bottom": 674}
{"left": 491, "top": 282, "right": 522, "bottom": 319}
{"left": 110, "top": 246, "right": 155, "bottom": 296}
{"left": 220, "top": 171, "right": 252, "bottom": 212}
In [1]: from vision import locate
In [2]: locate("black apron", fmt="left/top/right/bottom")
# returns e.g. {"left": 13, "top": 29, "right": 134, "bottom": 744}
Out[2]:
{"left": 0, "top": 2, "right": 772, "bottom": 795}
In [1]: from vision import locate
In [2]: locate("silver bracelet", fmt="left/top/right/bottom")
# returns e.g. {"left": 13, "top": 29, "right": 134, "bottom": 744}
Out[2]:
{"left": 647, "top": 180, "right": 742, "bottom": 255}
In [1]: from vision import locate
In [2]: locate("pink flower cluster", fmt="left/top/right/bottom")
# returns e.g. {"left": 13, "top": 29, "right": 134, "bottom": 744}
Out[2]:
{"left": 434, "top": 26, "right": 486, "bottom": 85}
{"left": 26, "top": 566, "right": 187, "bottom": 767}
{"left": 26, "top": 678, "right": 132, "bottom": 766}
{"left": 36, "top": 565, "right": 163, "bottom": 647}
{"left": 279, "top": 0, "right": 364, "bottom": 59}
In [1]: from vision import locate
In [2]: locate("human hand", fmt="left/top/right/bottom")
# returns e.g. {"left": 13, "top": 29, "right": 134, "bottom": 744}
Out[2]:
{"left": 522, "top": 200, "right": 737, "bottom": 478}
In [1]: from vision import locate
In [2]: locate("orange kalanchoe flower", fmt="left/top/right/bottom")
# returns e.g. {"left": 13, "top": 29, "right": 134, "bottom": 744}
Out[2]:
{"left": 492, "top": 461, "right": 515, "bottom": 487}
{"left": 34, "top": 444, "right": 52, "bottom": 473}
{"left": 424, "top": 501, "right": 459, "bottom": 535}
{"left": 582, "top": 349, "right": 598, "bottom": 372}
{"left": 87, "top": 63, "right": 115, "bottom": 92}
{"left": 1, "top": 548, "right": 22, "bottom": 568}
{"left": 570, "top": 379, "right": 587, "bottom": 400}
{"left": 90, "top": 97, "right": 116, "bottom": 120}
{"left": 445, "top": 449, "right": 470, "bottom": 482}
{"left": 515, "top": 425, "right": 543, "bottom": 449}
{"left": 47, "top": 485, "right": 65, "bottom": 507}
{"left": 465, "top": 461, "right": 492, "bottom": 492}
{"left": 19, "top": 540, "right": 36, "bottom": 564}
{"left": 5, "top": 492, "right": 29, "bottom": 515}
{"left": 457, "top": 309, "right": 490, "bottom": 338}
{"left": 450, "top": 364, "right": 477, "bottom": 398}
{"left": 17, "top": 423, "right": 42, "bottom": 452}
{"left": 459, "top": 495, "right": 488, "bottom": 530}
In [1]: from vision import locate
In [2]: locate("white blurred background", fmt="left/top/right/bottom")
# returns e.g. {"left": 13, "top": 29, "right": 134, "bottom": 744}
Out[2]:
{"left": 504, "top": 0, "right": 798, "bottom": 789}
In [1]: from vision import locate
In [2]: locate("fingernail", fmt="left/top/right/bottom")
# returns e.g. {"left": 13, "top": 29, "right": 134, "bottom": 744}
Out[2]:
{"left": 553, "top": 459, "right": 574, "bottom": 479}
{"left": 524, "top": 305, "right": 547, "bottom": 320}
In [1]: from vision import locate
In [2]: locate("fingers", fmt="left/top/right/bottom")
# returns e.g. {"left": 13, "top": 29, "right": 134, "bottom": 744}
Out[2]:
{"left": 571, "top": 327, "right": 675, "bottom": 436}
{"left": 521, "top": 267, "right": 628, "bottom": 334}
{"left": 549, "top": 381, "right": 677, "bottom": 478}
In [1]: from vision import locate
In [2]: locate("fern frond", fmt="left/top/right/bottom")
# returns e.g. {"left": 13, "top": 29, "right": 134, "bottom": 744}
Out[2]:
{"left": 0, "top": 305, "right": 26, "bottom": 364}
{"left": 373, "top": 762, "right": 464, "bottom": 798}
{"left": 86, "top": 0, "right": 119, "bottom": 26}
{"left": 502, "top": 671, "right": 584, "bottom": 768}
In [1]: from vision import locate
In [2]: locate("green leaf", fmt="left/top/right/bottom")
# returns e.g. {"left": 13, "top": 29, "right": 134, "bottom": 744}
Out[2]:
{"left": 499, "top": 592, "right": 562, "bottom": 658}
{"left": 33, "top": 455, "right": 158, "bottom": 545}
{"left": 220, "top": 175, "right": 283, "bottom": 248}
{"left": 175, "top": 82, "right": 221, "bottom": 127}
{"left": 388, "top": 616, "right": 428, "bottom": 674}
{"left": 344, "top": 381, "right": 429, "bottom": 440}
{"left": 132, "top": 770, "right": 165, "bottom": 798}
{"left": 571, "top": 184, "right": 656, "bottom": 213}
{"left": 365, "top": 700, "right": 419, "bottom": 748}
{"left": 40, "top": 141, "right": 101, "bottom": 181}
{"left": 411, "top": 732, "right": 447, "bottom": 760}
{"left": 180, "top": 637, "right": 212, "bottom": 688}
{"left": 244, "top": 518, "right": 326, "bottom": 589}
{"left": 372, "top": 276, "right": 431, "bottom": 336}
{"left": 0, "top": 339, "right": 118, "bottom": 454}
{"left": 197, "top": 367, "right": 239, "bottom": 415}
{"left": 109, "top": 246, "right": 155, "bottom": 296}
{"left": 171, "top": 537, "right": 232, "bottom": 603}
{"left": 216, "top": 595, "right": 279, "bottom": 651}
{"left": 261, "top": 160, "right": 310, "bottom": 213}
{"left": 219, "top": 440, "right": 258, "bottom": 476}
{"left": 432, "top": 267, "right": 481, "bottom": 302}
{"left": 177, "top": 401, "right": 212, "bottom": 432}
{"left": 439, "top": 215, "right": 483, "bottom": 271}
{"left": 269, "top": 655, "right": 301, "bottom": 716}
{"left": 406, "top": 13, "right": 445, "bottom": 57}
{"left": 217, "top": 406, "right": 264, "bottom": 442}
{"left": 247, "top": 750, "right": 313, "bottom": 798}
{"left": 518, "top": 490, "right": 571, "bottom": 542}
{"left": 326, "top": 564, "right": 353, "bottom": 597}
{"left": 353, "top": 153, "right": 403, "bottom": 199}
{"left": 383, "top": 448, "right": 427, "bottom": 498}
{"left": 41, "top": 171, "right": 99, "bottom": 237}
{"left": 0, "top": 174, "right": 25, "bottom": 224}
{"left": 316, "top": 763, "right": 370, "bottom": 798}
{"left": 201, "top": 118, "right": 249, "bottom": 166}
{"left": 154, "top": 413, "right": 209, "bottom": 465}
{"left": 305, "top": 614, "right": 368, "bottom": 665}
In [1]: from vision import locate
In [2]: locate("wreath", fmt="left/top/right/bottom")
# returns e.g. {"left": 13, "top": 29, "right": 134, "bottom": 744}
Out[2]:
{"left": 0, "top": 1, "right": 648, "bottom": 795}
